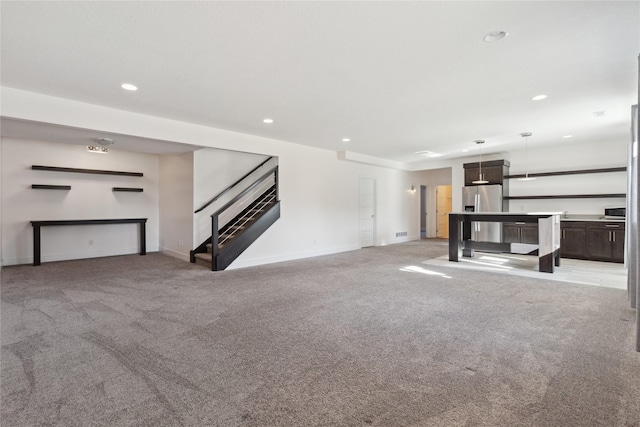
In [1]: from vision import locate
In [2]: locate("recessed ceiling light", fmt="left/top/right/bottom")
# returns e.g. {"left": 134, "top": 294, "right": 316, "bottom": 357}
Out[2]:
{"left": 342, "top": 138, "right": 351, "bottom": 142}
{"left": 263, "top": 118, "right": 274, "bottom": 124}
{"left": 483, "top": 31, "right": 508, "bottom": 43}
{"left": 415, "top": 150, "right": 442, "bottom": 158}
{"left": 531, "top": 94, "right": 547, "bottom": 101}
{"left": 562, "top": 135, "right": 573, "bottom": 139}
{"left": 121, "top": 83, "right": 138, "bottom": 91}
{"left": 462, "top": 149, "right": 469, "bottom": 152}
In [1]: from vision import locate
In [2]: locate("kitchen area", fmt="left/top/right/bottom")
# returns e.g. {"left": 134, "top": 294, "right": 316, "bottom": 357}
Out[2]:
{"left": 450, "top": 154, "right": 627, "bottom": 267}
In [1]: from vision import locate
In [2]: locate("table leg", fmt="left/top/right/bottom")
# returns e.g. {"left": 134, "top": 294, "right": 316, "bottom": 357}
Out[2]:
{"left": 539, "top": 254, "right": 554, "bottom": 273}
{"left": 33, "top": 225, "right": 41, "bottom": 266}
{"left": 140, "top": 221, "right": 146, "bottom": 255}
{"left": 462, "top": 220, "right": 474, "bottom": 257}
{"left": 449, "top": 215, "right": 461, "bottom": 262}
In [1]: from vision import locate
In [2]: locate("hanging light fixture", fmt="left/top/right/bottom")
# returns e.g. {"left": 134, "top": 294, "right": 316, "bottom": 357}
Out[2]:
{"left": 518, "top": 132, "right": 536, "bottom": 181}
{"left": 472, "top": 140, "right": 489, "bottom": 184}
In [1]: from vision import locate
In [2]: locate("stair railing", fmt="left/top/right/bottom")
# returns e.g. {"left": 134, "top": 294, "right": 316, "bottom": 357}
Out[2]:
{"left": 194, "top": 156, "right": 273, "bottom": 214}
{"left": 218, "top": 187, "right": 277, "bottom": 247}
{"left": 209, "top": 166, "right": 278, "bottom": 267}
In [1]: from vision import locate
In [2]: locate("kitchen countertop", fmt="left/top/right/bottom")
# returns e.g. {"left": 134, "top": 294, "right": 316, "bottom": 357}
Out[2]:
{"left": 560, "top": 214, "right": 625, "bottom": 223}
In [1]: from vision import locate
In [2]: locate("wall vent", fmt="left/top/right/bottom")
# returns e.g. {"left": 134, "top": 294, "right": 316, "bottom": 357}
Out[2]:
{"left": 395, "top": 232, "right": 408, "bottom": 237}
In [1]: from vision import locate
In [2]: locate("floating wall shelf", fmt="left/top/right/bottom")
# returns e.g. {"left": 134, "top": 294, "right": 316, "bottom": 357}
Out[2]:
{"left": 505, "top": 194, "right": 626, "bottom": 200}
{"left": 505, "top": 166, "right": 626, "bottom": 179}
{"left": 31, "top": 184, "right": 71, "bottom": 190}
{"left": 32, "top": 165, "right": 143, "bottom": 177}
{"left": 113, "top": 187, "right": 143, "bottom": 192}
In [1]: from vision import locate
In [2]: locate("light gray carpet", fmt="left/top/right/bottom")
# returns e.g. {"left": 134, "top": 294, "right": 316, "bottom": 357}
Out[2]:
{"left": 2, "top": 239, "right": 639, "bottom": 426}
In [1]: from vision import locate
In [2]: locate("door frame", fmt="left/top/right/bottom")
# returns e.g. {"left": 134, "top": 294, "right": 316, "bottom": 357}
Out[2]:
{"left": 358, "top": 177, "right": 376, "bottom": 247}
{"left": 420, "top": 185, "right": 428, "bottom": 238}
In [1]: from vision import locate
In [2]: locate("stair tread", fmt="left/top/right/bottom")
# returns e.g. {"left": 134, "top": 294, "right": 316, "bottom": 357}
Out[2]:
{"left": 194, "top": 252, "right": 212, "bottom": 261}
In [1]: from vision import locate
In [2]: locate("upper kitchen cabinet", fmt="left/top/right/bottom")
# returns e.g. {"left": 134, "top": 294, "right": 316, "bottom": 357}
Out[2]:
{"left": 464, "top": 160, "right": 510, "bottom": 186}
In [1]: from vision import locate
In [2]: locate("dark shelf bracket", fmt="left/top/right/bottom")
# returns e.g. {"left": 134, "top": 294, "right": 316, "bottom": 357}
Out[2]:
{"left": 32, "top": 165, "right": 143, "bottom": 177}
{"left": 113, "top": 187, "right": 143, "bottom": 192}
{"left": 31, "top": 184, "right": 71, "bottom": 190}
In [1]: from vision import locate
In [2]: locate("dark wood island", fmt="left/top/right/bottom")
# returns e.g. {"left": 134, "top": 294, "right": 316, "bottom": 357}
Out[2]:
{"left": 448, "top": 212, "right": 561, "bottom": 273}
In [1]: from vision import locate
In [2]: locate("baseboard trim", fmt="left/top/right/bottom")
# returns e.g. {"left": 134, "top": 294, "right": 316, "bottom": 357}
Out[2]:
{"left": 160, "top": 247, "right": 191, "bottom": 262}
{"left": 227, "top": 244, "right": 361, "bottom": 270}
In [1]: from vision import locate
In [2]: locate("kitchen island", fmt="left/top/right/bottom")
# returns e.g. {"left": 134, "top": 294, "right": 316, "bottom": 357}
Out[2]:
{"left": 448, "top": 212, "right": 561, "bottom": 273}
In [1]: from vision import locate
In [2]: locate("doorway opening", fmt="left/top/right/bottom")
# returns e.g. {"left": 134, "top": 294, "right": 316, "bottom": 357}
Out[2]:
{"left": 436, "top": 185, "right": 453, "bottom": 238}
{"left": 420, "top": 185, "right": 428, "bottom": 239}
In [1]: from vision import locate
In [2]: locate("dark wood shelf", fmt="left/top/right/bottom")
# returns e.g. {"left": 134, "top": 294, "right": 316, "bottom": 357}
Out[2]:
{"left": 32, "top": 165, "right": 143, "bottom": 177}
{"left": 31, "top": 184, "right": 71, "bottom": 190}
{"left": 505, "top": 166, "right": 625, "bottom": 179}
{"left": 113, "top": 187, "right": 143, "bottom": 192}
{"left": 505, "top": 194, "right": 626, "bottom": 200}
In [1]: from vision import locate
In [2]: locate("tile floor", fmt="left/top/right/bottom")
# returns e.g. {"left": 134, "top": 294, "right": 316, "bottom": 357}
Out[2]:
{"left": 422, "top": 252, "right": 628, "bottom": 289}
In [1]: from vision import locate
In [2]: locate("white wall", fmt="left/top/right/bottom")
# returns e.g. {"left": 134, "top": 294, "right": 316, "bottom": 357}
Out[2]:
{"left": 1, "top": 88, "right": 419, "bottom": 269}
{"left": 159, "top": 152, "right": 194, "bottom": 262}
{"left": 411, "top": 137, "right": 628, "bottom": 217}
{"left": 506, "top": 139, "right": 627, "bottom": 214}
{"left": 193, "top": 148, "right": 271, "bottom": 247}
{"left": 1, "top": 138, "right": 160, "bottom": 265}
{"left": 228, "top": 146, "right": 419, "bottom": 269}
{"left": 2, "top": 89, "right": 629, "bottom": 270}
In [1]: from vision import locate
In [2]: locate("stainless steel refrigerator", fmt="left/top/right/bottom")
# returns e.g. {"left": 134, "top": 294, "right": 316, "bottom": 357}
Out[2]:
{"left": 462, "top": 184, "right": 503, "bottom": 242}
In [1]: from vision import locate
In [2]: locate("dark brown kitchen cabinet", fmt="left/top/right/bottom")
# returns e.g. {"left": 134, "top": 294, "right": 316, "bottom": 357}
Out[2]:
{"left": 503, "top": 222, "right": 538, "bottom": 244}
{"left": 586, "top": 222, "right": 625, "bottom": 262}
{"left": 560, "top": 221, "right": 586, "bottom": 259}
{"left": 463, "top": 160, "right": 510, "bottom": 186}
{"left": 503, "top": 223, "right": 520, "bottom": 243}
{"left": 464, "top": 165, "right": 504, "bottom": 185}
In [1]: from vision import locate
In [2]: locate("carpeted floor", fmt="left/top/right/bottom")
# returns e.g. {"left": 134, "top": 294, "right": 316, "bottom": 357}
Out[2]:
{"left": 1, "top": 239, "right": 639, "bottom": 426}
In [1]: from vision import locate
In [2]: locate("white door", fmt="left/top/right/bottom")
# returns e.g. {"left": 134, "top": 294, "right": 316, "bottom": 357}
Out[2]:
{"left": 359, "top": 177, "right": 376, "bottom": 247}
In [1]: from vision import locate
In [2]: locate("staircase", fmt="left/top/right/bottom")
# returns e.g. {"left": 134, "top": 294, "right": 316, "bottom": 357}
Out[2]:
{"left": 190, "top": 161, "right": 280, "bottom": 271}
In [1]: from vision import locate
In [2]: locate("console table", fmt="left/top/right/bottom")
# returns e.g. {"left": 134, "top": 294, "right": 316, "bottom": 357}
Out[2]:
{"left": 448, "top": 212, "right": 561, "bottom": 273}
{"left": 30, "top": 218, "right": 147, "bottom": 266}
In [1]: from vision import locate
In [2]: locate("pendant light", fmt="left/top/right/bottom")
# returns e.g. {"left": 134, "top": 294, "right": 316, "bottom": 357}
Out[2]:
{"left": 472, "top": 139, "right": 489, "bottom": 184}
{"left": 518, "top": 132, "right": 536, "bottom": 181}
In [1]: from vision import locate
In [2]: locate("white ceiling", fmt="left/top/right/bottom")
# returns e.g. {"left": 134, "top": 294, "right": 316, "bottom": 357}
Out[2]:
{"left": 1, "top": 1, "right": 638, "bottom": 162}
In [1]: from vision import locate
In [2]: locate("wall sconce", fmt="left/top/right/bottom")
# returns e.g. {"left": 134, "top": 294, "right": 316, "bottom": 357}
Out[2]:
{"left": 87, "top": 146, "right": 108, "bottom": 154}
{"left": 410, "top": 185, "right": 416, "bottom": 192}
